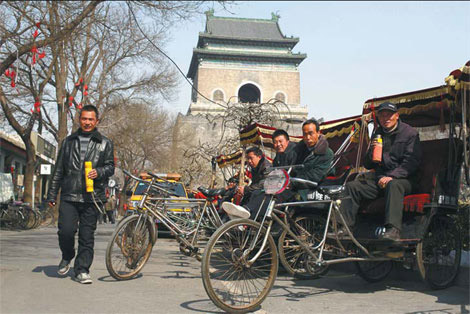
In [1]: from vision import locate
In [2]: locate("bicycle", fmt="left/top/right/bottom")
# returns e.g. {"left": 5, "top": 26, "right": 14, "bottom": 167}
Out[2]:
{"left": 105, "top": 170, "right": 223, "bottom": 280}
{"left": 0, "top": 201, "right": 37, "bottom": 229}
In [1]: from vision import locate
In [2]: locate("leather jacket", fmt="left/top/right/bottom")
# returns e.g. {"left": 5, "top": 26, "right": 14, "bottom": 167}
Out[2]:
{"left": 244, "top": 157, "right": 272, "bottom": 195}
{"left": 47, "top": 128, "right": 115, "bottom": 203}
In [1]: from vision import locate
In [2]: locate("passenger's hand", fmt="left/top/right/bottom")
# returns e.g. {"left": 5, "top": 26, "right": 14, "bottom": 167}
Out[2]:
{"left": 378, "top": 176, "right": 393, "bottom": 189}
{"left": 237, "top": 186, "right": 244, "bottom": 195}
{"left": 87, "top": 169, "right": 98, "bottom": 179}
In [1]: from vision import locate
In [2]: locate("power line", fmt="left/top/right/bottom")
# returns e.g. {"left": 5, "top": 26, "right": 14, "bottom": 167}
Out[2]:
{"left": 126, "top": 2, "right": 228, "bottom": 110}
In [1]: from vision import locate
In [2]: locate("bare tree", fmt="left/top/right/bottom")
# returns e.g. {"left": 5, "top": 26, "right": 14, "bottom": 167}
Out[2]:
{"left": 0, "top": 1, "right": 102, "bottom": 204}
{"left": 102, "top": 101, "right": 175, "bottom": 174}
{"left": 1, "top": 1, "right": 222, "bottom": 203}
{"left": 175, "top": 97, "right": 293, "bottom": 187}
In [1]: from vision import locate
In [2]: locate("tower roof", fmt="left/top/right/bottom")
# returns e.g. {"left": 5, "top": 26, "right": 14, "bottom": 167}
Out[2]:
{"left": 187, "top": 12, "right": 306, "bottom": 79}
{"left": 205, "top": 14, "right": 286, "bottom": 41}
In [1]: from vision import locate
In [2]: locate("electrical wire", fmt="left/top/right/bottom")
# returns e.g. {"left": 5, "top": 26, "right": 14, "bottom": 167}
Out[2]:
{"left": 126, "top": 2, "right": 228, "bottom": 110}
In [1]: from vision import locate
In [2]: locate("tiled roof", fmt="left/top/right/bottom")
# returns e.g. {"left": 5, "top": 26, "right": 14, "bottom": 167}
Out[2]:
{"left": 205, "top": 16, "right": 285, "bottom": 41}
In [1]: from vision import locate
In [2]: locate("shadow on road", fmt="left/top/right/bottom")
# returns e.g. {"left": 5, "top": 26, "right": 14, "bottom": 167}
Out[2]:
{"left": 32, "top": 265, "right": 72, "bottom": 279}
{"left": 97, "top": 273, "right": 143, "bottom": 282}
{"left": 180, "top": 299, "right": 225, "bottom": 313}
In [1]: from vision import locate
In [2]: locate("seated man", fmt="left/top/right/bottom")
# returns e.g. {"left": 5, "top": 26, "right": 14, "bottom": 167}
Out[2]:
{"left": 272, "top": 129, "right": 297, "bottom": 167}
{"left": 339, "top": 102, "right": 421, "bottom": 240}
{"left": 224, "top": 118, "right": 334, "bottom": 219}
{"left": 223, "top": 146, "right": 271, "bottom": 219}
{"left": 293, "top": 119, "right": 334, "bottom": 182}
{"left": 217, "top": 177, "right": 238, "bottom": 208}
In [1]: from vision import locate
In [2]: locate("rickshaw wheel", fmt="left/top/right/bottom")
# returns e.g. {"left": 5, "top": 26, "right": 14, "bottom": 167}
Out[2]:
{"left": 416, "top": 214, "right": 461, "bottom": 289}
{"left": 278, "top": 214, "right": 328, "bottom": 279}
{"left": 355, "top": 260, "right": 393, "bottom": 283}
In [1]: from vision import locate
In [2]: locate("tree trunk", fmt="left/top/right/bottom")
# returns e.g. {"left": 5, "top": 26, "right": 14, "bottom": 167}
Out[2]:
{"left": 22, "top": 140, "right": 37, "bottom": 205}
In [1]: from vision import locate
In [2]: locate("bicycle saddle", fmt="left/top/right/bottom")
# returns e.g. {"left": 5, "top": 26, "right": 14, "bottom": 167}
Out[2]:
{"left": 317, "top": 185, "right": 345, "bottom": 197}
{"left": 198, "top": 187, "right": 225, "bottom": 198}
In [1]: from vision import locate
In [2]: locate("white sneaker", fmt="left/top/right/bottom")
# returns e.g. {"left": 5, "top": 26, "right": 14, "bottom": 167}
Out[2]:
{"left": 222, "top": 202, "right": 250, "bottom": 219}
{"left": 74, "top": 272, "right": 92, "bottom": 284}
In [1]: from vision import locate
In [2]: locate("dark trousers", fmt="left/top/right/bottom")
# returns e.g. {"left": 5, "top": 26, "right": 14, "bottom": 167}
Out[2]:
{"left": 340, "top": 178, "right": 412, "bottom": 230}
{"left": 103, "top": 210, "right": 115, "bottom": 223}
{"left": 57, "top": 201, "right": 99, "bottom": 274}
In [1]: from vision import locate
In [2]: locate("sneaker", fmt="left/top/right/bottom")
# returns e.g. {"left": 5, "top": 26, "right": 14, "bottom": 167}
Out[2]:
{"left": 222, "top": 202, "right": 250, "bottom": 219}
{"left": 57, "top": 259, "right": 71, "bottom": 276}
{"left": 74, "top": 272, "right": 93, "bottom": 284}
{"left": 380, "top": 226, "right": 401, "bottom": 241}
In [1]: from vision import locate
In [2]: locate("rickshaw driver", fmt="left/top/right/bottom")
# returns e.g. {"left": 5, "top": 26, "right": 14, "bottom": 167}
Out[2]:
{"left": 338, "top": 102, "right": 422, "bottom": 241}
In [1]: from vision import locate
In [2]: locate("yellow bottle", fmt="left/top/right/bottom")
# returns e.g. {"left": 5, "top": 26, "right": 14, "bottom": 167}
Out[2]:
{"left": 84, "top": 161, "right": 94, "bottom": 192}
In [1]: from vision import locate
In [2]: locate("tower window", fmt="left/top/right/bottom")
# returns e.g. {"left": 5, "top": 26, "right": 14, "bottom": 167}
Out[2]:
{"left": 275, "top": 92, "right": 286, "bottom": 103}
{"left": 213, "top": 89, "right": 224, "bottom": 102}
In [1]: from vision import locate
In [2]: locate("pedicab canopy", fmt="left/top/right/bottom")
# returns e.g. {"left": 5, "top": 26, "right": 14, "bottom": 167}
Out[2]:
{"left": 215, "top": 116, "right": 362, "bottom": 169}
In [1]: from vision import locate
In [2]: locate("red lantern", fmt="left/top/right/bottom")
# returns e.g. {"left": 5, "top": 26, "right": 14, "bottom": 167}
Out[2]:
{"left": 11, "top": 81, "right": 15, "bottom": 88}
{"left": 84, "top": 91, "right": 88, "bottom": 96}
{"left": 33, "top": 29, "right": 39, "bottom": 38}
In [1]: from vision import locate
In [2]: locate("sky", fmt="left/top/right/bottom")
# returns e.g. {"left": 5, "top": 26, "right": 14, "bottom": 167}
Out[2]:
{"left": 161, "top": 1, "right": 469, "bottom": 122}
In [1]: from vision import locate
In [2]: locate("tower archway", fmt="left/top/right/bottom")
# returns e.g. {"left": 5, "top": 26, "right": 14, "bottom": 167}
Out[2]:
{"left": 238, "top": 83, "right": 261, "bottom": 103}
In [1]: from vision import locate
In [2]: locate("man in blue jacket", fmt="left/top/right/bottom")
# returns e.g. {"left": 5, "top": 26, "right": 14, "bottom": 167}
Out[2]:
{"left": 339, "top": 102, "right": 421, "bottom": 240}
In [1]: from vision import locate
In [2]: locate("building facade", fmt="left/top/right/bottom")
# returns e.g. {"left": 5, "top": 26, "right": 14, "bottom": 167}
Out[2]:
{"left": 0, "top": 131, "right": 56, "bottom": 205}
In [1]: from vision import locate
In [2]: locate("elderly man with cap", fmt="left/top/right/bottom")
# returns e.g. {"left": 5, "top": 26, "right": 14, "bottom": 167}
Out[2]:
{"left": 338, "top": 101, "right": 421, "bottom": 240}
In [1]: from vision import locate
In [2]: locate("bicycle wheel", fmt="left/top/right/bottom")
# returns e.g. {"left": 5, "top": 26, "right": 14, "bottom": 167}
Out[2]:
{"left": 416, "top": 215, "right": 461, "bottom": 289}
{"left": 18, "top": 207, "right": 35, "bottom": 229}
{"left": 201, "top": 219, "right": 278, "bottom": 313}
{"left": 41, "top": 209, "right": 55, "bottom": 227}
{"left": 278, "top": 214, "right": 328, "bottom": 279}
{"left": 106, "top": 214, "right": 155, "bottom": 280}
{"left": 356, "top": 260, "right": 393, "bottom": 283}
{"left": 30, "top": 209, "right": 42, "bottom": 229}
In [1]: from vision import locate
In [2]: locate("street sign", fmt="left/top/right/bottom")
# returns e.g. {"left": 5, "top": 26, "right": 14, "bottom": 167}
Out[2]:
{"left": 40, "top": 164, "right": 51, "bottom": 175}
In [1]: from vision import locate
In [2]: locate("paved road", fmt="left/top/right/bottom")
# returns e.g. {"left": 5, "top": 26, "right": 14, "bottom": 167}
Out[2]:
{"left": 0, "top": 223, "right": 469, "bottom": 314}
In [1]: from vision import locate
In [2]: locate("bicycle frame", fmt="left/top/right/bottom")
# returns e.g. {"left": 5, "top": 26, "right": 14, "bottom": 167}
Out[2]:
{"left": 241, "top": 194, "right": 391, "bottom": 269}
{"left": 124, "top": 170, "right": 223, "bottom": 253}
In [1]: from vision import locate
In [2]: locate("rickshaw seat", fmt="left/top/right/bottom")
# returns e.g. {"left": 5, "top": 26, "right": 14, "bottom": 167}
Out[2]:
{"left": 359, "top": 139, "right": 452, "bottom": 215}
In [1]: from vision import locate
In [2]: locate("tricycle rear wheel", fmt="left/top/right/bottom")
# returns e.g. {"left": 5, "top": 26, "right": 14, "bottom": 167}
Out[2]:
{"left": 416, "top": 214, "right": 461, "bottom": 289}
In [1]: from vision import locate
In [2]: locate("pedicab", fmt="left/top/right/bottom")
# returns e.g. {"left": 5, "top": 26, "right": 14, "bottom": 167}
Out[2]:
{"left": 200, "top": 63, "right": 469, "bottom": 313}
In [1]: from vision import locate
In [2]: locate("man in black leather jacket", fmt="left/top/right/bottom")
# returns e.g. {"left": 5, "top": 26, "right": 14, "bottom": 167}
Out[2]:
{"left": 47, "top": 105, "right": 114, "bottom": 284}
